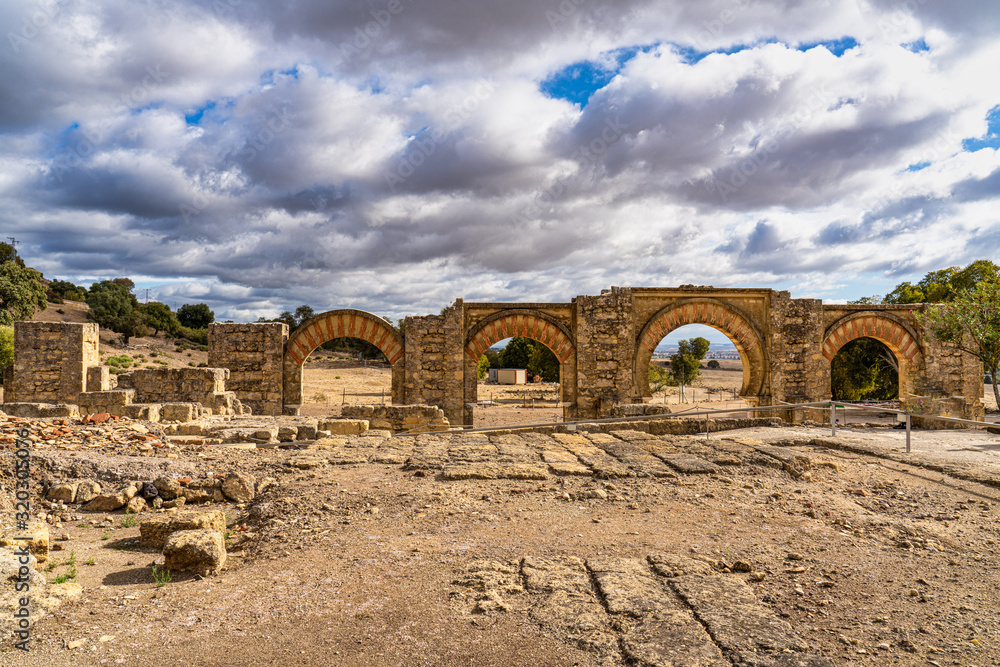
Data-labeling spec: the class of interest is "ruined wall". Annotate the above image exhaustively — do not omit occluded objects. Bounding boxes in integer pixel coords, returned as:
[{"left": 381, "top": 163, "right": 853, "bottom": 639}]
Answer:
[
  {"left": 208, "top": 322, "right": 287, "bottom": 415},
  {"left": 573, "top": 287, "right": 636, "bottom": 418},
  {"left": 769, "top": 293, "right": 825, "bottom": 411},
  {"left": 5, "top": 322, "right": 99, "bottom": 404},
  {"left": 402, "top": 300, "right": 466, "bottom": 427},
  {"left": 341, "top": 404, "right": 449, "bottom": 433}
]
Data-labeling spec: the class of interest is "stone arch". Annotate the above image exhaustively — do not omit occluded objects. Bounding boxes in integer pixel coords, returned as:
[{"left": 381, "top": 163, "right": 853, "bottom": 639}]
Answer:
[
  {"left": 634, "top": 299, "right": 767, "bottom": 398},
  {"left": 464, "top": 310, "right": 575, "bottom": 363},
  {"left": 282, "top": 309, "right": 404, "bottom": 412},
  {"left": 462, "top": 309, "right": 577, "bottom": 425},
  {"left": 822, "top": 312, "right": 922, "bottom": 363}
]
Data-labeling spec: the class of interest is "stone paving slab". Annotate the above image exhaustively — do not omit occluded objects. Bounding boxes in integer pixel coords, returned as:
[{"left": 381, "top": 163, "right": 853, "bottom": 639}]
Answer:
[
  {"left": 440, "top": 463, "right": 549, "bottom": 480},
  {"left": 655, "top": 453, "right": 721, "bottom": 474},
  {"left": 669, "top": 574, "right": 809, "bottom": 653},
  {"left": 522, "top": 557, "right": 620, "bottom": 666},
  {"left": 541, "top": 450, "right": 593, "bottom": 475},
  {"left": 621, "top": 611, "right": 729, "bottom": 667},
  {"left": 591, "top": 441, "right": 677, "bottom": 478},
  {"left": 553, "top": 436, "right": 633, "bottom": 478},
  {"left": 588, "top": 557, "right": 680, "bottom": 617}
]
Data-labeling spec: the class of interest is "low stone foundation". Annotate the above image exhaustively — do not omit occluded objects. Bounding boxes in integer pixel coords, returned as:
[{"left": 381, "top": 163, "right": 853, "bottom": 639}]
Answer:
[
  {"left": 1, "top": 403, "right": 80, "bottom": 419},
  {"left": 341, "top": 404, "right": 449, "bottom": 433},
  {"left": 611, "top": 403, "right": 673, "bottom": 417}
]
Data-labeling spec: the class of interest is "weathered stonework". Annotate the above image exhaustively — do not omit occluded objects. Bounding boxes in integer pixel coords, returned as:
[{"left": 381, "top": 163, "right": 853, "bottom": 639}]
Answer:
[
  {"left": 6, "top": 321, "right": 99, "bottom": 403},
  {"left": 9, "top": 287, "right": 986, "bottom": 427},
  {"left": 341, "top": 404, "right": 449, "bottom": 433},
  {"left": 208, "top": 322, "right": 287, "bottom": 415}
]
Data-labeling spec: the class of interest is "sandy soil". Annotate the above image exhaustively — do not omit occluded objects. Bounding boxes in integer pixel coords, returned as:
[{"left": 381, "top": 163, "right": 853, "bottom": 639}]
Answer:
[{"left": 5, "top": 419, "right": 1000, "bottom": 666}]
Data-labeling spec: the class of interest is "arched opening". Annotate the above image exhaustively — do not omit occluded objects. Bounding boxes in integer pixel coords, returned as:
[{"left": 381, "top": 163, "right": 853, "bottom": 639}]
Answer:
[
  {"left": 645, "top": 323, "right": 752, "bottom": 409},
  {"left": 463, "top": 310, "right": 576, "bottom": 428},
  {"left": 634, "top": 299, "right": 767, "bottom": 405},
  {"left": 830, "top": 337, "right": 899, "bottom": 402},
  {"left": 282, "top": 309, "right": 404, "bottom": 414},
  {"left": 299, "top": 335, "right": 394, "bottom": 417}
]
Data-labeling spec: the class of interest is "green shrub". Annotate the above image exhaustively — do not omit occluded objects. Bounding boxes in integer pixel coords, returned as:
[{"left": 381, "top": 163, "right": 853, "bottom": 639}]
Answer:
[
  {"left": 176, "top": 326, "right": 207, "bottom": 345},
  {"left": 188, "top": 361, "right": 196, "bottom": 367},
  {"left": 105, "top": 354, "right": 132, "bottom": 368},
  {"left": 55, "top": 308, "right": 65, "bottom": 314},
  {"left": 0, "top": 325, "right": 13, "bottom": 379}
]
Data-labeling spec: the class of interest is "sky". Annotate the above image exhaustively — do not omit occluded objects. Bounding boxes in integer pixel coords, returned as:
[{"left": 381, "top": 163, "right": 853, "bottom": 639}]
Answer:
[{"left": 3, "top": 0, "right": 1000, "bottom": 338}]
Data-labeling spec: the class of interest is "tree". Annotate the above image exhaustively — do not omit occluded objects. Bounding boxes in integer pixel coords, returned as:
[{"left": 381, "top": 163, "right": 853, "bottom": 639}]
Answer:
[
  {"left": 0, "top": 262, "right": 47, "bottom": 325},
  {"left": 499, "top": 337, "right": 533, "bottom": 370},
  {"left": 86, "top": 279, "right": 148, "bottom": 344},
  {"left": 477, "top": 354, "right": 491, "bottom": 380},
  {"left": 649, "top": 363, "right": 670, "bottom": 395},
  {"left": 0, "top": 325, "right": 13, "bottom": 380},
  {"left": 47, "top": 279, "right": 87, "bottom": 302},
  {"left": 830, "top": 338, "right": 899, "bottom": 401},
  {"left": 139, "top": 301, "right": 180, "bottom": 336},
  {"left": 0, "top": 242, "right": 25, "bottom": 267},
  {"left": 881, "top": 260, "right": 1000, "bottom": 304},
  {"left": 528, "top": 343, "right": 559, "bottom": 382},
  {"left": 706, "top": 359, "right": 721, "bottom": 369},
  {"left": 917, "top": 279, "right": 1000, "bottom": 409},
  {"left": 177, "top": 303, "right": 214, "bottom": 329},
  {"left": 294, "top": 305, "right": 315, "bottom": 327},
  {"left": 669, "top": 337, "right": 710, "bottom": 387}
]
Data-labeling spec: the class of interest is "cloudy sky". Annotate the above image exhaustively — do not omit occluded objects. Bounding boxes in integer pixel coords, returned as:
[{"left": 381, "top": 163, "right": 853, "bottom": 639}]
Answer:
[{"left": 3, "top": 0, "right": 999, "bottom": 337}]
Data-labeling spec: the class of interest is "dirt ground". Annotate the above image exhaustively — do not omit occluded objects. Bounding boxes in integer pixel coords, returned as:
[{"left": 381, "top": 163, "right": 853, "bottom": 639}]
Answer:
[{"left": 4, "top": 415, "right": 1000, "bottom": 666}]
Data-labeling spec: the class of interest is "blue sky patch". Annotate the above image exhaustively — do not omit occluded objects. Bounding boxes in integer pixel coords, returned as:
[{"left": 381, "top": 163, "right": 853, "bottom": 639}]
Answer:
[
  {"left": 906, "top": 161, "right": 931, "bottom": 172},
  {"left": 540, "top": 45, "right": 655, "bottom": 107},
  {"left": 796, "top": 37, "right": 859, "bottom": 56},
  {"left": 185, "top": 101, "right": 216, "bottom": 125},
  {"left": 962, "top": 105, "right": 1000, "bottom": 151},
  {"left": 904, "top": 38, "right": 929, "bottom": 53}
]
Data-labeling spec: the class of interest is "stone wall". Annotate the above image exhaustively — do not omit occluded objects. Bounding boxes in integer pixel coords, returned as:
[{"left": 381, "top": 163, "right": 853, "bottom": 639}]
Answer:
[
  {"left": 573, "top": 288, "right": 635, "bottom": 419},
  {"left": 5, "top": 322, "right": 99, "bottom": 404},
  {"left": 208, "top": 322, "right": 287, "bottom": 415},
  {"left": 341, "top": 404, "right": 449, "bottom": 433},
  {"left": 402, "top": 300, "right": 465, "bottom": 427},
  {"left": 6, "top": 287, "right": 988, "bottom": 425},
  {"left": 117, "top": 368, "right": 237, "bottom": 413}
]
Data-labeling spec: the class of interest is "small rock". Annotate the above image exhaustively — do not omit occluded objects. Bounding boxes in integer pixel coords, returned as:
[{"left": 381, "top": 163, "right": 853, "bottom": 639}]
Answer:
[
  {"left": 141, "top": 482, "right": 159, "bottom": 500},
  {"left": 732, "top": 560, "right": 752, "bottom": 572},
  {"left": 163, "top": 529, "right": 227, "bottom": 575},
  {"left": 154, "top": 477, "right": 182, "bottom": 501},
  {"left": 222, "top": 472, "right": 256, "bottom": 503},
  {"left": 126, "top": 495, "right": 147, "bottom": 515},
  {"left": 786, "top": 552, "right": 804, "bottom": 561}
]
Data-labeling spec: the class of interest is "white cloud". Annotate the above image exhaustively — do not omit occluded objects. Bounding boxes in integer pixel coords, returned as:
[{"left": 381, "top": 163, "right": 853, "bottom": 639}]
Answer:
[{"left": 2, "top": 0, "right": 1000, "bottom": 321}]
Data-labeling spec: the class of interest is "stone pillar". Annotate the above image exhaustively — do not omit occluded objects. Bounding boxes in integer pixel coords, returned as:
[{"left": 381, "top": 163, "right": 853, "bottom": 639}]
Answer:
[
  {"left": 574, "top": 287, "right": 635, "bottom": 418},
  {"left": 403, "top": 299, "right": 465, "bottom": 427},
  {"left": 6, "top": 322, "right": 98, "bottom": 404},
  {"left": 768, "top": 292, "right": 825, "bottom": 422},
  {"left": 208, "top": 322, "right": 287, "bottom": 415}
]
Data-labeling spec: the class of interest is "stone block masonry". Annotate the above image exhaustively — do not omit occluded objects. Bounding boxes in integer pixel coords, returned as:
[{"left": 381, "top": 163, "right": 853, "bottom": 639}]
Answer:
[
  {"left": 208, "top": 322, "right": 287, "bottom": 415},
  {"left": 6, "top": 321, "right": 99, "bottom": 403},
  {"left": 6, "top": 287, "right": 987, "bottom": 426}
]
